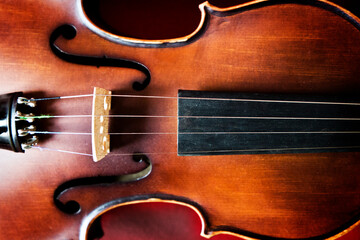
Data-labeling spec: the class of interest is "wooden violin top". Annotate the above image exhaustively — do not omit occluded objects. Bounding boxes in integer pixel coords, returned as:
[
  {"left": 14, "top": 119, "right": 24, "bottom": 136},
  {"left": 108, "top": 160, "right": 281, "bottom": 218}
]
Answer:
[{"left": 0, "top": 0, "right": 360, "bottom": 239}]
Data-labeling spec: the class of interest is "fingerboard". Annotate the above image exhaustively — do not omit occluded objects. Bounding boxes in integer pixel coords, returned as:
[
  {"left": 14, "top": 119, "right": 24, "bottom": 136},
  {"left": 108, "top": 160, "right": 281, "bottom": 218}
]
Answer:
[{"left": 177, "top": 90, "right": 360, "bottom": 156}]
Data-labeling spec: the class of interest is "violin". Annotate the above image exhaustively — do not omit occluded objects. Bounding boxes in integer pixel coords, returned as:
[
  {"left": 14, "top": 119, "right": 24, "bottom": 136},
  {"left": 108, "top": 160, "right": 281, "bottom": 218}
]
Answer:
[{"left": 1, "top": 0, "right": 360, "bottom": 239}]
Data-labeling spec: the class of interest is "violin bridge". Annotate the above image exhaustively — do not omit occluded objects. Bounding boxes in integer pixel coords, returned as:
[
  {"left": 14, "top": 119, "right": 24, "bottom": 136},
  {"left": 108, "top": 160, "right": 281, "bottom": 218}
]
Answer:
[{"left": 92, "top": 87, "right": 111, "bottom": 162}]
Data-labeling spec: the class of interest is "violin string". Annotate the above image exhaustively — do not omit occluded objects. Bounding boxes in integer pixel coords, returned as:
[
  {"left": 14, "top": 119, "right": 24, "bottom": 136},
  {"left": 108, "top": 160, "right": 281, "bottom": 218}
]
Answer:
[
  {"left": 30, "top": 93, "right": 360, "bottom": 106},
  {"left": 32, "top": 146, "right": 93, "bottom": 157},
  {"left": 30, "top": 94, "right": 93, "bottom": 101},
  {"left": 18, "top": 114, "right": 360, "bottom": 121},
  {"left": 32, "top": 146, "right": 177, "bottom": 156},
  {"left": 29, "top": 131, "right": 360, "bottom": 135},
  {"left": 28, "top": 94, "right": 360, "bottom": 155},
  {"left": 31, "top": 131, "right": 92, "bottom": 135},
  {"left": 179, "top": 146, "right": 360, "bottom": 154},
  {"left": 31, "top": 145, "right": 360, "bottom": 158}
]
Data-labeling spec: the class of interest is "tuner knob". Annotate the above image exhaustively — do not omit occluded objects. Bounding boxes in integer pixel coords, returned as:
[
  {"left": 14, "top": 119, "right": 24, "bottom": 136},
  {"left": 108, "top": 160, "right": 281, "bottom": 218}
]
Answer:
[{"left": 0, "top": 92, "right": 37, "bottom": 152}]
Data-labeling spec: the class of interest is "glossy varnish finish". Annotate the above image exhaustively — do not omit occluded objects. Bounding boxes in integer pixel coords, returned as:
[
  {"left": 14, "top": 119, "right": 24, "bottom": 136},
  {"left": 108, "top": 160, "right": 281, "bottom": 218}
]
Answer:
[{"left": 0, "top": 0, "right": 360, "bottom": 239}]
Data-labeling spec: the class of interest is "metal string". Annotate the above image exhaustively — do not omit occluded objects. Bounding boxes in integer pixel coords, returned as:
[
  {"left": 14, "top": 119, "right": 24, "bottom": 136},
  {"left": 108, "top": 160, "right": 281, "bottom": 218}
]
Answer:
[
  {"left": 30, "top": 93, "right": 360, "bottom": 106},
  {"left": 18, "top": 114, "right": 360, "bottom": 121},
  {"left": 29, "top": 131, "right": 360, "bottom": 135},
  {"left": 27, "top": 93, "right": 360, "bottom": 157},
  {"left": 31, "top": 145, "right": 360, "bottom": 158},
  {"left": 19, "top": 114, "right": 360, "bottom": 120},
  {"left": 32, "top": 146, "right": 93, "bottom": 157},
  {"left": 32, "top": 146, "right": 176, "bottom": 157},
  {"left": 24, "top": 114, "right": 360, "bottom": 136}
]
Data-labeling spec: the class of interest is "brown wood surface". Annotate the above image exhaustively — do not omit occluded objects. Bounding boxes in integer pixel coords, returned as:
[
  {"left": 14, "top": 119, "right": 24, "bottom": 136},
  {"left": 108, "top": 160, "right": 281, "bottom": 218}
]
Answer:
[{"left": 0, "top": 0, "right": 360, "bottom": 239}]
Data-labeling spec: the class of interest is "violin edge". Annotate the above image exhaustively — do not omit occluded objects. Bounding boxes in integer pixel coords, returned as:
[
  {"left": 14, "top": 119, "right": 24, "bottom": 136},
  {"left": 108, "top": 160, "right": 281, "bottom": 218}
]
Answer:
[
  {"left": 77, "top": 0, "right": 360, "bottom": 47},
  {"left": 79, "top": 194, "right": 360, "bottom": 240}
]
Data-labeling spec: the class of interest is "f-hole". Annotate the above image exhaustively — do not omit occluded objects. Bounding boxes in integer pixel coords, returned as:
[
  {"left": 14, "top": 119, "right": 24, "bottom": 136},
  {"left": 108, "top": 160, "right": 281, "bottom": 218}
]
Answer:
[{"left": 49, "top": 24, "right": 151, "bottom": 91}]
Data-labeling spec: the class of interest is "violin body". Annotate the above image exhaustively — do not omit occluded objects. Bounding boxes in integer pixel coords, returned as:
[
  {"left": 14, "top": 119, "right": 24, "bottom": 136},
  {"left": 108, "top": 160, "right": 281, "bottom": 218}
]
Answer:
[{"left": 1, "top": 0, "right": 360, "bottom": 239}]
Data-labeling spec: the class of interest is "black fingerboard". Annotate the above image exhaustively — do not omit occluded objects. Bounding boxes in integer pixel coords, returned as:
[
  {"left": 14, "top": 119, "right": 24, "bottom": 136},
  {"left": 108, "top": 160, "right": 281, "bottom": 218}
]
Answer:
[{"left": 177, "top": 90, "right": 360, "bottom": 156}]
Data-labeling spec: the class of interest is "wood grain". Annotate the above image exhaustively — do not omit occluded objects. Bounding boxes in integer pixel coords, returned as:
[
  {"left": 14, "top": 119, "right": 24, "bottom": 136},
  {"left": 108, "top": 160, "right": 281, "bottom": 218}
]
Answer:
[{"left": 0, "top": 0, "right": 359, "bottom": 239}]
